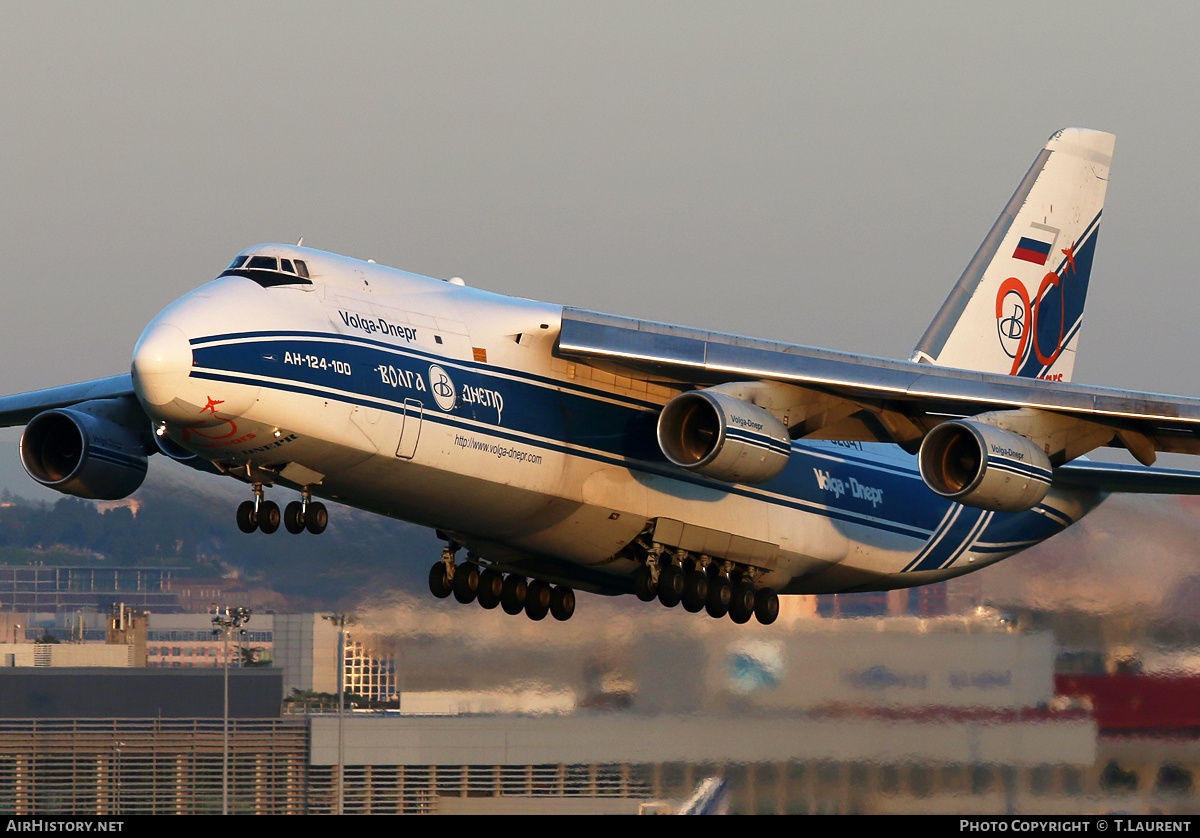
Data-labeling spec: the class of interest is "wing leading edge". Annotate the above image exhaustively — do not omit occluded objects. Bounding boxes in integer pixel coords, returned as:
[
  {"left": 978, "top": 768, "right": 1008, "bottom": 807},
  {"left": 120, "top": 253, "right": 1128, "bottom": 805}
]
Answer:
[
  {"left": 0, "top": 374, "right": 136, "bottom": 428},
  {"left": 555, "top": 307, "right": 1200, "bottom": 461},
  {"left": 1053, "top": 461, "right": 1200, "bottom": 495}
]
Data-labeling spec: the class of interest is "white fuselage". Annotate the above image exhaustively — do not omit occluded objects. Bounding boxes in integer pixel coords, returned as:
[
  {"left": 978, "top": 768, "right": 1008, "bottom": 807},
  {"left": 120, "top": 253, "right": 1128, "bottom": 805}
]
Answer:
[{"left": 129, "top": 245, "right": 1102, "bottom": 596}]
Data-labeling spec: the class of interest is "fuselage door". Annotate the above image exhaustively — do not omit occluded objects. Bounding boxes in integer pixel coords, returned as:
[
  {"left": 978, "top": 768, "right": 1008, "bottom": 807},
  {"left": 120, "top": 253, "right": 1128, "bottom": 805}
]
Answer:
[{"left": 396, "top": 399, "right": 423, "bottom": 459}]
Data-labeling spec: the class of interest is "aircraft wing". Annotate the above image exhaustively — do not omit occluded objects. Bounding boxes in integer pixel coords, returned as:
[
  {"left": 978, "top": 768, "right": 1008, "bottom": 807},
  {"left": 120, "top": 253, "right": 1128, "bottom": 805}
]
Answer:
[
  {"left": 1053, "top": 461, "right": 1200, "bottom": 494},
  {"left": 556, "top": 308, "right": 1200, "bottom": 459},
  {"left": 0, "top": 374, "right": 136, "bottom": 427}
]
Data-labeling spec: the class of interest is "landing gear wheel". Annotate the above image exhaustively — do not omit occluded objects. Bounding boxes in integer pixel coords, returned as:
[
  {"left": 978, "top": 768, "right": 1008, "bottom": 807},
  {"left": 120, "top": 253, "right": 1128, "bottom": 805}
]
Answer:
[
  {"left": 284, "top": 501, "right": 305, "bottom": 534},
  {"left": 525, "top": 579, "right": 551, "bottom": 621},
  {"left": 681, "top": 570, "right": 708, "bottom": 613},
  {"left": 549, "top": 586, "right": 575, "bottom": 621},
  {"left": 657, "top": 564, "right": 684, "bottom": 608},
  {"left": 305, "top": 502, "right": 328, "bottom": 535},
  {"left": 501, "top": 575, "right": 527, "bottom": 615},
  {"left": 729, "top": 580, "right": 756, "bottom": 624},
  {"left": 429, "top": 562, "right": 453, "bottom": 598},
  {"left": 236, "top": 501, "right": 257, "bottom": 534},
  {"left": 452, "top": 563, "right": 480, "bottom": 604},
  {"left": 705, "top": 575, "right": 731, "bottom": 619},
  {"left": 754, "top": 587, "right": 779, "bottom": 625},
  {"left": 632, "top": 565, "right": 657, "bottom": 602},
  {"left": 477, "top": 569, "right": 504, "bottom": 609},
  {"left": 257, "top": 500, "right": 281, "bottom": 534}
]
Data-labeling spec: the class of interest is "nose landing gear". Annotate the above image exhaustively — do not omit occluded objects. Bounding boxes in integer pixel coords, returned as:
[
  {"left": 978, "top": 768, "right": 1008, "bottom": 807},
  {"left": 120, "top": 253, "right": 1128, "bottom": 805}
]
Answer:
[
  {"left": 236, "top": 485, "right": 327, "bottom": 535},
  {"left": 284, "top": 488, "right": 327, "bottom": 535},
  {"left": 235, "top": 484, "right": 280, "bottom": 534}
]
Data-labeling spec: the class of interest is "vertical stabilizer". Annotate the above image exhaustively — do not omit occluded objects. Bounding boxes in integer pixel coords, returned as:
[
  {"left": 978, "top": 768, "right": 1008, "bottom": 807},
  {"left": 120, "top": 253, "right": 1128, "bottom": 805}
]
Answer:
[{"left": 911, "top": 128, "right": 1114, "bottom": 382}]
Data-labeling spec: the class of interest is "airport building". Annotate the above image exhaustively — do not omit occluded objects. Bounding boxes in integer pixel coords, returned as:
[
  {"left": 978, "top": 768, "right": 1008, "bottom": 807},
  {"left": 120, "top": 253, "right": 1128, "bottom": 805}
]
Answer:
[
  {"left": 145, "top": 612, "right": 274, "bottom": 669},
  {"left": 0, "top": 564, "right": 267, "bottom": 618},
  {"left": 0, "top": 609, "right": 274, "bottom": 670},
  {"left": 0, "top": 566, "right": 178, "bottom": 614},
  {"left": 0, "top": 677, "right": 1099, "bottom": 815},
  {"left": 273, "top": 613, "right": 398, "bottom": 703},
  {"left": 0, "top": 607, "right": 1197, "bottom": 814}
]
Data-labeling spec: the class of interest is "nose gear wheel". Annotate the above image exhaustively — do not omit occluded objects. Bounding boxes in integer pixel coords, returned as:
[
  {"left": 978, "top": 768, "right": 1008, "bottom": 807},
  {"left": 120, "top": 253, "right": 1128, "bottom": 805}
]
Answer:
[{"left": 236, "top": 484, "right": 327, "bottom": 535}]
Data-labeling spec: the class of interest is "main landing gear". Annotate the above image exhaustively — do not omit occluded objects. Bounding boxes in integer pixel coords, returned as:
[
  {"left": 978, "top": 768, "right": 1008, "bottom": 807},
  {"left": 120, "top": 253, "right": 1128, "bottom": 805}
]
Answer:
[
  {"left": 631, "top": 547, "right": 779, "bottom": 626},
  {"left": 236, "top": 484, "right": 327, "bottom": 535},
  {"left": 429, "top": 544, "right": 575, "bottom": 622}
]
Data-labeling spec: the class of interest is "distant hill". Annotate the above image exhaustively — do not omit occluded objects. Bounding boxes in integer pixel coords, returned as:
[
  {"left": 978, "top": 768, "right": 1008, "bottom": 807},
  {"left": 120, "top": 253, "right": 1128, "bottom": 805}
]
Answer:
[{"left": 0, "top": 444, "right": 439, "bottom": 610}]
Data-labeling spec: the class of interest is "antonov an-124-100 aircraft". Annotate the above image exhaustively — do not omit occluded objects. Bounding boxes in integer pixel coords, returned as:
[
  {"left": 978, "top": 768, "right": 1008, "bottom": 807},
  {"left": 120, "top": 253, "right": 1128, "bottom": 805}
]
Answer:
[{"left": 4, "top": 128, "right": 1200, "bottom": 626}]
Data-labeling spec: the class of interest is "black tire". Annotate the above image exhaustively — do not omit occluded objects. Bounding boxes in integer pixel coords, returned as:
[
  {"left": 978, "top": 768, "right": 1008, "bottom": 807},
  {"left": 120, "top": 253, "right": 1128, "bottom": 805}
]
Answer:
[
  {"left": 525, "top": 579, "right": 551, "bottom": 621},
  {"left": 452, "top": 563, "right": 480, "bottom": 604},
  {"left": 729, "top": 580, "right": 756, "bottom": 624},
  {"left": 681, "top": 569, "right": 708, "bottom": 613},
  {"left": 632, "top": 565, "right": 657, "bottom": 602},
  {"left": 501, "top": 575, "right": 527, "bottom": 615},
  {"left": 428, "top": 562, "right": 453, "bottom": 598},
  {"left": 284, "top": 501, "right": 305, "bottom": 534},
  {"left": 257, "top": 500, "right": 281, "bottom": 534},
  {"left": 706, "top": 575, "right": 731, "bottom": 619},
  {"left": 305, "top": 502, "right": 328, "bottom": 535},
  {"left": 657, "top": 564, "right": 684, "bottom": 608},
  {"left": 549, "top": 586, "right": 575, "bottom": 621},
  {"left": 477, "top": 569, "right": 504, "bottom": 609},
  {"left": 236, "top": 500, "right": 257, "bottom": 534},
  {"left": 754, "top": 587, "right": 780, "bottom": 625}
]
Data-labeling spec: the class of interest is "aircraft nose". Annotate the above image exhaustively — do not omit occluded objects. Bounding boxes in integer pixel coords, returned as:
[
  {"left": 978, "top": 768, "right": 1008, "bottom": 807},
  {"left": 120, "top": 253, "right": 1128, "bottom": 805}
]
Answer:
[{"left": 131, "top": 319, "right": 192, "bottom": 416}]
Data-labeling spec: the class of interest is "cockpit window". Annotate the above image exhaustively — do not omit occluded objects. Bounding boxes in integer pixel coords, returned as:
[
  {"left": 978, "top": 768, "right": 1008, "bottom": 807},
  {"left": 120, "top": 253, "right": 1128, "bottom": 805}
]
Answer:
[{"left": 219, "top": 253, "right": 313, "bottom": 287}]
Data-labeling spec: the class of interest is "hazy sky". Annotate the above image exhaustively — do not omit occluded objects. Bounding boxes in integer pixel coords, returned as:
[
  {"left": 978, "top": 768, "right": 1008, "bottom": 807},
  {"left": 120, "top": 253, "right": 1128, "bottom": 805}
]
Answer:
[{"left": 1, "top": 2, "right": 1197, "bottom": 406}]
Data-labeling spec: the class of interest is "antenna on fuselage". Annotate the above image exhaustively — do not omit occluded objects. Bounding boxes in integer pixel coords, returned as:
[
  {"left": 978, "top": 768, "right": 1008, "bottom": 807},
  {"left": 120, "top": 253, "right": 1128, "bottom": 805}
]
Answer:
[{"left": 296, "top": 237, "right": 304, "bottom": 247}]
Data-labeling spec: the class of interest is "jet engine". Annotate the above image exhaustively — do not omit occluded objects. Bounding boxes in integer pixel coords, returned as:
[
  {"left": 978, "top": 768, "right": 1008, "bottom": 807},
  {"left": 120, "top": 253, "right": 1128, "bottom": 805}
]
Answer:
[
  {"left": 20, "top": 397, "right": 151, "bottom": 500},
  {"left": 657, "top": 390, "right": 791, "bottom": 484},
  {"left": 918, "top": 419, "right": 1053, "bottom": 512},
  {"left": 148, "top": 425, "right": 221, "bottom": 476}
]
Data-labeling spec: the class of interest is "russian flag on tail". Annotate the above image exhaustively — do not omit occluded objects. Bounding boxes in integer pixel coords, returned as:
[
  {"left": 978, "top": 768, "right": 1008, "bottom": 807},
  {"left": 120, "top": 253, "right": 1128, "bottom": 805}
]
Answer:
[
  {"left": 1012, "top": 222, "right": 1059, "bottom": 265},
  {"left": 1013, "top": 237, "right": 1051, "bottom": 264}
]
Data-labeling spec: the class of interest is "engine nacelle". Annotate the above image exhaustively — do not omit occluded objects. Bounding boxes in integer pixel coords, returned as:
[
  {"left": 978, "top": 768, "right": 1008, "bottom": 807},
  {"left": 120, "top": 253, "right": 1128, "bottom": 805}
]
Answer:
[
  {"left": 21, "top": 398, "right": 150, "bottom": 500},
  {"left": 918, "top": 419, "right": 1052, "bottom": 512},
  {"left": 151, "top": 425, "right": 223, "bottom": 476},
  {"left": 152, "top": 429, "right": 196, "bottom": 462},
  {"left": 657, "top": 390, "right": 791, "bottom": 484}
]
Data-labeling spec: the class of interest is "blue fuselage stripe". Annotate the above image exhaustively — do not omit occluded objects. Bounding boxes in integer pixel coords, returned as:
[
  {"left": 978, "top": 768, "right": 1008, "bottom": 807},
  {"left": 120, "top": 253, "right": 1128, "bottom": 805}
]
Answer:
[
  {"left": 189, "top": 332, "right": 1075, "bottom": 564},
  {"left": 988, "top": 458, "right": 1052, "bottom": 483}
]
